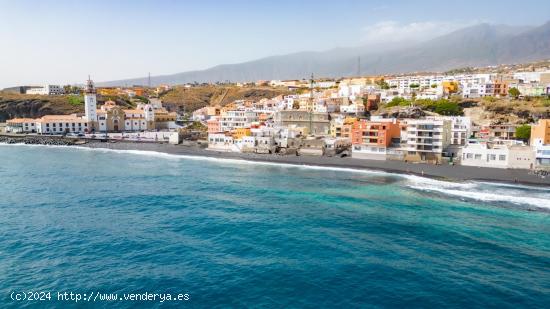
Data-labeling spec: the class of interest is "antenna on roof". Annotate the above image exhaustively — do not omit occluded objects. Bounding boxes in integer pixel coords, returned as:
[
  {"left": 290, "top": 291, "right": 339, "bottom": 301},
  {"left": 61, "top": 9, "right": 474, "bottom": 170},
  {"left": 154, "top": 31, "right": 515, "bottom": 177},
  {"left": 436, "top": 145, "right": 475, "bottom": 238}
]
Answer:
[{"left": 148, "top": 72, "right": 151, "bottom": 88}]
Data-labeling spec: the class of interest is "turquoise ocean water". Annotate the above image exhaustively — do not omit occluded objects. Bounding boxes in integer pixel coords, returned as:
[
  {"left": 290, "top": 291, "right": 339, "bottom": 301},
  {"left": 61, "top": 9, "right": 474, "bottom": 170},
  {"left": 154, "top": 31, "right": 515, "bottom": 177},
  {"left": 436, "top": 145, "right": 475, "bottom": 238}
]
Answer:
[{"left": 0, "top": 145, "right": 549, "bottom": 308}]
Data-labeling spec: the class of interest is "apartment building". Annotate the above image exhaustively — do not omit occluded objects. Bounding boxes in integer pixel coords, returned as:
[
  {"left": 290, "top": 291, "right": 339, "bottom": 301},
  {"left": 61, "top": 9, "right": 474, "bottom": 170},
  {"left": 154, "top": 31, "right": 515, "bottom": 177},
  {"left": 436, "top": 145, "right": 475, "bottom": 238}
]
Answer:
[
  {"left": 404, "top": 118, "right": 452, "bottom": 163},
  {"left": 351, "top": 119, "right": 401, "bottom": 160},
  {"left": 273, "top": 110, "right": 330, "bottom": 136},
  {"left": 219, "top": 110, "right": 258, "bottom": 132},
  {"left": 478, "top": 124, "right": 518, "bottom": 140},
  {"left": 330, "top": 116, "right": 355, "bottom": 139},
  {"left": 441, "top": 116, "right": 472, "bottom": 146}
]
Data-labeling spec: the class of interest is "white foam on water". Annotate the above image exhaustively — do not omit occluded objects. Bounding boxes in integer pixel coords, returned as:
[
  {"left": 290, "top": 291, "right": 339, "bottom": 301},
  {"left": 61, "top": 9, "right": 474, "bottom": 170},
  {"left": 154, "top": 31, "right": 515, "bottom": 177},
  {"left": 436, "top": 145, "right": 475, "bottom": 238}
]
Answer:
[
  {"left": 1, "top": 143, "right": 390, "bottom": 177},
  {"left": 72, "top": 146, "right": 392, "bottom": 176},
  {"left": 404, "top": 174, "right": 550, "bottom": 209},
  {"left": 3, "top": 143, "right": 549, "bottom": 209}
]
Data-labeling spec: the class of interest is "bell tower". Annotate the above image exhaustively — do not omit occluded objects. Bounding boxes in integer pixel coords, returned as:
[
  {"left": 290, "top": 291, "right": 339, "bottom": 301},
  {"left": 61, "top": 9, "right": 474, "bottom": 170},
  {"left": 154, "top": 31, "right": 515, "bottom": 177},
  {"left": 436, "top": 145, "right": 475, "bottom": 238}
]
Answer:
[{"left": 84, "top": 76, "right": 97, "bottom": 131}]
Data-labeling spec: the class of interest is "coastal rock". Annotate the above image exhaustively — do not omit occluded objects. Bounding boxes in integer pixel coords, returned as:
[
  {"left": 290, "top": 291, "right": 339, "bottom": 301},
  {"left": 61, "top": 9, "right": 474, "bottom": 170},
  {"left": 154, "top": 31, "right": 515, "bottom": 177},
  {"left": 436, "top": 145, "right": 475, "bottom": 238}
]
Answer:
[{"left": 0, "top": 136, "right": 75, "bottom": 146}]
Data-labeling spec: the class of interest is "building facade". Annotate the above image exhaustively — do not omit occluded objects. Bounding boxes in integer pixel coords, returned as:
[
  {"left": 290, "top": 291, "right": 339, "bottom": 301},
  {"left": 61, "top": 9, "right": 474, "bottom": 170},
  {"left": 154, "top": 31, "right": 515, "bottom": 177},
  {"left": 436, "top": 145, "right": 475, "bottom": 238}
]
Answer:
[{"left": 404, "top": 119, "right": 451, "bottom": 163}]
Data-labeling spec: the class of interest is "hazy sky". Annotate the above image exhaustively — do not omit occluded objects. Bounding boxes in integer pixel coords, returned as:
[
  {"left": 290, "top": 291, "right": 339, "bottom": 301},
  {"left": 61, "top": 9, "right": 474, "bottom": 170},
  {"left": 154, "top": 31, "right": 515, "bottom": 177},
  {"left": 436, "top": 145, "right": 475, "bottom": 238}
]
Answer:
[{"left": 1, "top": 0, "right": 549, "bottom": 88}]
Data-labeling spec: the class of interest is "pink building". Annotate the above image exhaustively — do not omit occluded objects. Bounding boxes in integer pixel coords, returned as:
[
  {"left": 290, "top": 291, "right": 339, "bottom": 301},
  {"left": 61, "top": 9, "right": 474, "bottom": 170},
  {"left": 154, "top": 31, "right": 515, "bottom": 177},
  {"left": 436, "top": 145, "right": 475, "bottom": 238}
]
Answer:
[{"left": 207, "top": 117, "right": 220, "bottom": 133}]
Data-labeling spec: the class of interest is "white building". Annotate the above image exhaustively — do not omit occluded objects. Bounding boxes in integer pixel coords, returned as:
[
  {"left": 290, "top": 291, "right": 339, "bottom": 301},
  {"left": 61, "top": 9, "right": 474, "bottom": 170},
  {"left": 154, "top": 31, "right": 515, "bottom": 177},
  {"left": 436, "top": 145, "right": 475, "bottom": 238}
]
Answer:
[
  {"left": 427, "top": 116, "right": 471, "bottom": 146},
  {"left": 532, "top": 137, "right": 550, "bottom": 169},
  {"left": 338, "top": 83, "right": 364, "bottom": 97},
  {"left": 26, "top": 85, "right": 64, "bottom": 95},
  {"left": 461, "top": 141, "right": 534, "bottom": 169},
  {"left": 36, "top": 115, "right": 89, "bottom": 134},
  {"left": 207, "top": 133, "right": 237, "bottom": 152},
  {"left": 339, "top": 103, "right": 365, "bottom": 114},
  {"left": 219, "top": 110, "right": 258, "bottom": 132},
  {"left": 5, "top": 118, "right": 37, "bottom": 133},
  {"left": 404, "top": 118, "right": 452, "bottom": 163}
]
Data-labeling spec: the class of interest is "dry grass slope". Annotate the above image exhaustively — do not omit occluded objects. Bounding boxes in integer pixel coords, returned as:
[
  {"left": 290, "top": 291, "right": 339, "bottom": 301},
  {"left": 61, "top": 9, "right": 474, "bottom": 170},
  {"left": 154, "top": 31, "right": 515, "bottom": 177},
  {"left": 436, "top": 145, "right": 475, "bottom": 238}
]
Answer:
[{"left": 160, "top": 86, "right": 290, "bottom": 112}]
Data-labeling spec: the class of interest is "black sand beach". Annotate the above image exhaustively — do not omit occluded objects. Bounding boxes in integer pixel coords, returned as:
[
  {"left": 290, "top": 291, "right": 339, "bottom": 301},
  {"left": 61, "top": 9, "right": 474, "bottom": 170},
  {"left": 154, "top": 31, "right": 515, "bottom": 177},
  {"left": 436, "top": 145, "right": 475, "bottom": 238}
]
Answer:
[
  {"left": 77, "top": 140, "right": 550, "bottom": 186},
  {"left": 1, "top": 134, "right": 549, "bottom": 186}
]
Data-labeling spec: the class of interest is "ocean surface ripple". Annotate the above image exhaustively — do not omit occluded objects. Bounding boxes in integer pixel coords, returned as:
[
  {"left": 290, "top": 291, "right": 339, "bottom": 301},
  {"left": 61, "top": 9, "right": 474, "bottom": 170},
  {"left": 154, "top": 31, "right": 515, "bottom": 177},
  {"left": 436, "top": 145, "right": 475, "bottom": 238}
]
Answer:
[{"left": 1, "top": 145, "right": 549, "bottom": 308}]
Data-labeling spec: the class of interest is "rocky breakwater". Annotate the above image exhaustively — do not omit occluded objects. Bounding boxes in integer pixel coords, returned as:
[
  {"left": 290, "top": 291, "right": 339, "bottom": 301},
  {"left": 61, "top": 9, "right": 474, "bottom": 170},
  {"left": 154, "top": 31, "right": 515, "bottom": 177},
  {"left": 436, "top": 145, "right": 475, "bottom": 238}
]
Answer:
[{"left": 0, "top": 135, "right": 75, "bottom": 146}]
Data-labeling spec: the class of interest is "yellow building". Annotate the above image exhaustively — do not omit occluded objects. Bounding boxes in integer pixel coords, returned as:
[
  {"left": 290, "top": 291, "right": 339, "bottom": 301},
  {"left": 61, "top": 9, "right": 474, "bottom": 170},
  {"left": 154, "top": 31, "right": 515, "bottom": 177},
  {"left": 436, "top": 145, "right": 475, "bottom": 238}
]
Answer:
[
  {"left": 442, "top": 81, "right": 459, "bottom": 94},
  {"left": 330, "top": 117, "right": 356, "bottom": 138},
  {"left": 531, "top": 119, "right": 550, "bottom": 145},
  {"left": 97, "top": 87, "right": 120, "bottom": 96},
  {"left": 232, "top": 128, "right": 251, "bottom": 140}
]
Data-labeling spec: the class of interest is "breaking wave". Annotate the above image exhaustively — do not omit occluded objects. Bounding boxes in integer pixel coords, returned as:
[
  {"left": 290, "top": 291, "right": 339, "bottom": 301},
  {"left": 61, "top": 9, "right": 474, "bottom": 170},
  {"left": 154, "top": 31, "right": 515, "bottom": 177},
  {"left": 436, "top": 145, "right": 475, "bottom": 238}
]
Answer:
[{"left": 2, "top": 143, "right": 549, "bottom": 210}]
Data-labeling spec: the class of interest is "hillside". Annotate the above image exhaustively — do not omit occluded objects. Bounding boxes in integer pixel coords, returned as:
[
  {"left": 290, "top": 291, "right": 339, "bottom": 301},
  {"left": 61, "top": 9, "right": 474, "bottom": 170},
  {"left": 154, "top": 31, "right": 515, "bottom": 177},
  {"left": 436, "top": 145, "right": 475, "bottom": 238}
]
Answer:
[
  {"left": 374, "top": 96, "right": 550, "bottom": 124},
  {"left": 0, "top": 92, "right": 133, "bottom": 121},
  {"left": 100, "top": 21, "right": 550, "bottom": 86},
  {"left": 160, "top": 86, "right": 291, "bottom": 112}
]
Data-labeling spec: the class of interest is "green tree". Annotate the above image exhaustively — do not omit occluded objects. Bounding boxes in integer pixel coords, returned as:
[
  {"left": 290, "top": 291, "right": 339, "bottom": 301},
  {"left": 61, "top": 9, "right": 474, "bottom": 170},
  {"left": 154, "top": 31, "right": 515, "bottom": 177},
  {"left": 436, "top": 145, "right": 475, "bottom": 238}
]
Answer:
[
  {"left": 508, "top": 87, "right": 520, "bottom": 99},
  {"left": 386, "top": 96, "right": 410, "bottom": 107},
  {"left": 409, "top": 83, "right": 420, "bottom": 88},
  {"left": 434, "top": 99, "right": 462, "bottom": 115},
  {"left": 430, "top": 84, "right": 438, "bottom": 88},
  {"left": 515, "top": 125, "right": 531, "bottom": 141},
  {"left": 375, "top": 78, "right": 390, "bottom": 90}
]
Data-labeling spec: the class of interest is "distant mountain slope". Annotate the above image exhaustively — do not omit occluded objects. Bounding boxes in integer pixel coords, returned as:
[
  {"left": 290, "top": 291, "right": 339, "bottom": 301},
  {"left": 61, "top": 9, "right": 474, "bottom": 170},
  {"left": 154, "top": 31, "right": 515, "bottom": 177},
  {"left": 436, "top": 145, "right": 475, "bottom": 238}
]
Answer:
[{"left": 100, "top": 22, "right": 549, "bottom": 86}]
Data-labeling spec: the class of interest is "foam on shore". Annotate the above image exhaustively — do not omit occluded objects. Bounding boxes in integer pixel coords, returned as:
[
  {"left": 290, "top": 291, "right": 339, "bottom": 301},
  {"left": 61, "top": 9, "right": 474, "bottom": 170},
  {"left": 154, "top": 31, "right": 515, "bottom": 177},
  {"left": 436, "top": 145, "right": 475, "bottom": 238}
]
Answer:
[
  {"left": 405, "top": 174, "right": 550, "bottom": 210},
  {"left": 3, "top": 143, "right": 549, "bottom": 210}
]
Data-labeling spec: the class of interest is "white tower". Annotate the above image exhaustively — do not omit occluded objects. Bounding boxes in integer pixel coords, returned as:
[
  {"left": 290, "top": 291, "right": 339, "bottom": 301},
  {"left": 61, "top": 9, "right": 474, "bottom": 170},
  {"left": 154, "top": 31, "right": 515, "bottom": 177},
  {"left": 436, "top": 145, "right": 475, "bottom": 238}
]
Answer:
[
  {"left": 144, "top": 104, "right": 155, "bottom": 122},
  {"left": 84, "top": 77, "right": 97, "bottom": 131}
]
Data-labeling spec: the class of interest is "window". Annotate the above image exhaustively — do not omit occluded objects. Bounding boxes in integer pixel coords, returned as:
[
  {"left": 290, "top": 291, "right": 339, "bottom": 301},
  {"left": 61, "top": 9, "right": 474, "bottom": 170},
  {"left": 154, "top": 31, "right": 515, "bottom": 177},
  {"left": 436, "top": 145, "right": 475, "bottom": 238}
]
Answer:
[
  {"left": 499, "top": 155, "right": 506, "bottom": 161},
  {"left": 466, "top": 153, "right": 473, "bottom": 159},
  {"left": 475, "top": 154, "right": 482, "bottom": 160},
  {"left": 489, "top": 154, "right": 496, "bottom": 161}
]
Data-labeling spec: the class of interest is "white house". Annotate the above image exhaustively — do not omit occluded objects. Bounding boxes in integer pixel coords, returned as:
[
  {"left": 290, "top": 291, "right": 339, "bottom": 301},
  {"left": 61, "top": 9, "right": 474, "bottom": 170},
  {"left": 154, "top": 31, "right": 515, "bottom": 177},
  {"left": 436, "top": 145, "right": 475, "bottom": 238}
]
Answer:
[
  {"left": 207, "top": 133, "right": 237, "bottom": 152},
  {"left": 461, "top": 141, "right": 534, "bottom": 169}
]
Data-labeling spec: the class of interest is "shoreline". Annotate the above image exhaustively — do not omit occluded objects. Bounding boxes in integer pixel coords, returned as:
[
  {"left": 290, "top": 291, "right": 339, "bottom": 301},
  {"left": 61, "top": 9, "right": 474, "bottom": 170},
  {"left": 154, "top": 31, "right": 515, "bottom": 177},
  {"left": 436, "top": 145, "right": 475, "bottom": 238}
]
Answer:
[{"left": 1, "top": 134, "right": 549, "bottom": 186}]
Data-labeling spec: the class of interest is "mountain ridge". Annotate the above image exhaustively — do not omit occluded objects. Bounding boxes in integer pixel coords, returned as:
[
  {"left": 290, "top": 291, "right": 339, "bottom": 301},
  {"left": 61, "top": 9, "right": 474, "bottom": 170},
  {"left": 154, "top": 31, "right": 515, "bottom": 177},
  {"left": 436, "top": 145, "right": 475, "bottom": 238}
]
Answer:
[{"left": 99, "top": 21, "right": 550, "bottom": 87}]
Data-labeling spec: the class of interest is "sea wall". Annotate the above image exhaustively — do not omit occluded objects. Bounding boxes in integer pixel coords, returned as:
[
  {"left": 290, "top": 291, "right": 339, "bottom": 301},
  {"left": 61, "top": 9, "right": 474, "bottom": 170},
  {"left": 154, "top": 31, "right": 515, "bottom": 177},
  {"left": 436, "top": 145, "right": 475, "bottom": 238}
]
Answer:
[{"left": 0, "top": 135, "right": 75, "bottom": 146}]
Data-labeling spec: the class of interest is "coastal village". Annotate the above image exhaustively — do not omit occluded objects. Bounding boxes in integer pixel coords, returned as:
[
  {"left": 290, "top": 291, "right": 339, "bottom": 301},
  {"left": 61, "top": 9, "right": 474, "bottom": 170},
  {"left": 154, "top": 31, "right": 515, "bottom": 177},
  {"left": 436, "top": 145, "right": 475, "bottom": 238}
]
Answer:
[{"left": 2, "top": 65, "right": 550, "bottom": 173}]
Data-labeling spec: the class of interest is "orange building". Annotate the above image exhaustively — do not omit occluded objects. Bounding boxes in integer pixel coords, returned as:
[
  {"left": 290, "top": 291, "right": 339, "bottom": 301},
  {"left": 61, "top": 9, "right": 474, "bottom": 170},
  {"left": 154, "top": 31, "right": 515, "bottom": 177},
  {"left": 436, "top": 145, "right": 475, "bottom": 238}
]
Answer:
[
  {"left": 133, "top": 87, "right": 145, "bottom": 96},
  {"left": 531, "top": 119, "right": 550, "bottom": 145},
  {"left": 351, "top": 120, "right": 401, "bottom": 147},
  {"left": 492, "top": 81, "right": 508, "bottom": 96}
]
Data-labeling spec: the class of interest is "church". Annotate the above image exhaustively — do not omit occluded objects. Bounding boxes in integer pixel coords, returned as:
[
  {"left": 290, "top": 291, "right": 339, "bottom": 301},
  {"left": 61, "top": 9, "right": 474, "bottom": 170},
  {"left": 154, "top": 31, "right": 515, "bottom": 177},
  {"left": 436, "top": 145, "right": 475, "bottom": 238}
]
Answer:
[
  {"left": 84, "top": 78, "right": 176, "bottom": 133},
  {"left": 6, "top": 78, "right": 177, "bottom": 134}
]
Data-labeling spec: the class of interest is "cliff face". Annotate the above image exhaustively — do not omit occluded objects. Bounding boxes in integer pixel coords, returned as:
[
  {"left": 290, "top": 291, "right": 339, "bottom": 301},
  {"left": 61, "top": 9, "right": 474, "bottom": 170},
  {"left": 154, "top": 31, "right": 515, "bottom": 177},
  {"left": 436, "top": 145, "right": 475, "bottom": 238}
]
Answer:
[
  {"left": 0, "top": 94, "right": 82, "bottom": 121},
  {"left": 0, "top": 93, "right": 138, "bottom": 122}
]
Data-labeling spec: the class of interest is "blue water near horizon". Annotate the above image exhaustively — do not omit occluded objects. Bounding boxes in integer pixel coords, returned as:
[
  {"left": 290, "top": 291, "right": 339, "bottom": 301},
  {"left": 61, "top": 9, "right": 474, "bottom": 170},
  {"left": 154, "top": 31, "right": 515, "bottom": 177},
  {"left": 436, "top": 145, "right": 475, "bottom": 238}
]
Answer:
[{"left": 1, "top": 145, "right": 549, "bottom": 308}]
